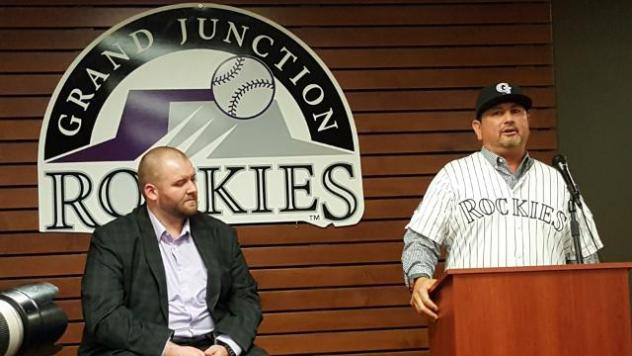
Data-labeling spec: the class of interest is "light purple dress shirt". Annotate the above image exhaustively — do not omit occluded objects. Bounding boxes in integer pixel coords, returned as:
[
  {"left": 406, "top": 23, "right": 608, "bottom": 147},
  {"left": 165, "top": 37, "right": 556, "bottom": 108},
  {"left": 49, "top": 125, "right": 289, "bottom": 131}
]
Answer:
[{"left": 148, "top": 210, "right": 242, "bottom": 355}]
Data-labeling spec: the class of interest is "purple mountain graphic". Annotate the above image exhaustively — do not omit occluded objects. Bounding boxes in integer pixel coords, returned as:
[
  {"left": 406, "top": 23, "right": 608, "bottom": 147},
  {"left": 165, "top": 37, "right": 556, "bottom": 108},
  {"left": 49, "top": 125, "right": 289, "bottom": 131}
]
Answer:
[{"left": 52, "top": 89, "right": 211, "bottom": 162}]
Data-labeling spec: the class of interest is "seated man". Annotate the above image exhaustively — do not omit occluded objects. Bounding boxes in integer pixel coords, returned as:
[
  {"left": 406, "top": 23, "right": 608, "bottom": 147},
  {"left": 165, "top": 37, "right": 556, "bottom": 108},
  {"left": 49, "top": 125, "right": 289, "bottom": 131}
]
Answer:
[{"left": 80, "top": 146, "right": 265, "bottom": 356}]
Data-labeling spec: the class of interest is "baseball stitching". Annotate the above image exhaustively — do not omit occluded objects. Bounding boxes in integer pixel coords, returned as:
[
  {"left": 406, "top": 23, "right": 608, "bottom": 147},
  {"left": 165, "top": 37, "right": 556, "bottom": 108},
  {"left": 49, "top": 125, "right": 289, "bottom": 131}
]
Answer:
[
  {"left": 212, "top": 57, "right": 245, "bottom": 86},
  {"left": 228, "top": 79, "right": 274, "bottom": 116}
]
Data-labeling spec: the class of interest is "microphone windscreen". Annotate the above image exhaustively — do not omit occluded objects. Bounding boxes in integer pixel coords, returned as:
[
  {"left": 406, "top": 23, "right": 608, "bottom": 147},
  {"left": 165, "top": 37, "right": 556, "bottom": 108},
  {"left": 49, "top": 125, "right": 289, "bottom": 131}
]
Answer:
[{"left": 552, "top": 154, "right": 567, "bottom": 166}]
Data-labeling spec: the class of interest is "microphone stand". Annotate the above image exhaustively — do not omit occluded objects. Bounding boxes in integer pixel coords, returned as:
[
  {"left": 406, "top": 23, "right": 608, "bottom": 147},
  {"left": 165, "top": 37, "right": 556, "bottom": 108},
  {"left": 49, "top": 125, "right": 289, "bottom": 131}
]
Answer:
[
  {"left": 554, "top": 154, "right": 584, "bottom": 264},
  {"left": 568, "top": 197, "right": 583, "bottom": 264}
]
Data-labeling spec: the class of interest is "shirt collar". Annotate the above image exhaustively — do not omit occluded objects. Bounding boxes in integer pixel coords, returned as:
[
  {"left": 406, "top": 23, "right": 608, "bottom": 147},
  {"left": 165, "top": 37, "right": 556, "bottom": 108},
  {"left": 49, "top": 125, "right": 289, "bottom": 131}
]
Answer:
[
  {"left": 480, "top": 147, "right": 533, "bottom": 177},
  {"left": 147, "top": 208, "right": 191, "bottom": 242}
]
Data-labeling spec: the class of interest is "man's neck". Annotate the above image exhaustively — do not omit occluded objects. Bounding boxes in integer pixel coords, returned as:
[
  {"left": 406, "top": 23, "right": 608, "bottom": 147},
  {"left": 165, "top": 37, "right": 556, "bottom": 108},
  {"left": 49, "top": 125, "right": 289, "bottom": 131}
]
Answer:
[
  {"left": 147, "top": 205, "right": 185, "bottom": 239},
  {"left": 484, "top": 146, "right": 526, "bottom": 173}
]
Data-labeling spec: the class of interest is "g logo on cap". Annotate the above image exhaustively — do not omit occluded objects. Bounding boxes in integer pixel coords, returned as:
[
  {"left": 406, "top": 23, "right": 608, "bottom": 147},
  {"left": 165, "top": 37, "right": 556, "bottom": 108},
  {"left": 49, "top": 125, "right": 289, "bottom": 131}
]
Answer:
[{"left": 495, "top": 82, "right": 512, "bottom": 94}]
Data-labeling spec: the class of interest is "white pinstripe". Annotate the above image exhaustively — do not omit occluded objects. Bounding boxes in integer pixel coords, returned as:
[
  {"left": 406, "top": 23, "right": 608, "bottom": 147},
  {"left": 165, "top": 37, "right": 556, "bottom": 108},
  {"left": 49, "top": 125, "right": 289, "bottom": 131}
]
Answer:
[{"left": 406, "top": 152, "right": 602, "bottom": 271}]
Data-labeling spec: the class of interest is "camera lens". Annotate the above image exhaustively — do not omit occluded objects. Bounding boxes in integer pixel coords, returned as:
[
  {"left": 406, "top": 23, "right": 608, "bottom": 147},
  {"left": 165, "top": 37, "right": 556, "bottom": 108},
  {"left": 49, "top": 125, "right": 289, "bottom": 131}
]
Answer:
[{"left": 0, "top": 283, "right": 67, "bottom": 356}]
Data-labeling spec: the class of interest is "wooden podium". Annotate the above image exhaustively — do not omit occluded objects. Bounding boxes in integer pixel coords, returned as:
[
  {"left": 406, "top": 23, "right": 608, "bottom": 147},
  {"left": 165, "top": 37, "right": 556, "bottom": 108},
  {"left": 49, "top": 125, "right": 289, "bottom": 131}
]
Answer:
[{"left": 428, "top": 263, "right": 632, "bottom": 356}]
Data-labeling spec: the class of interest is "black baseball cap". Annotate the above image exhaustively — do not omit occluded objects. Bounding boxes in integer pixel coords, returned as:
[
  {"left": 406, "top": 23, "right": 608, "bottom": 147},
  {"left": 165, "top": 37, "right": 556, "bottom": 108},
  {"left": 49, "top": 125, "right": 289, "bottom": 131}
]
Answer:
[{"left": 475, "top": 82, "right": 532, "bottom": 119}]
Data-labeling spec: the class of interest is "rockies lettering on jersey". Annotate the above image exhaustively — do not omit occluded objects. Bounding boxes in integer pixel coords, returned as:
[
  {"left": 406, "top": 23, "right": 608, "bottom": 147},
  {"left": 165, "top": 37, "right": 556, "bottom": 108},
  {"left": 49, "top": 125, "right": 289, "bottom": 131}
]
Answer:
[
  {"left": 458, "top": 197, "right": 567, "bottom": 231},
  {"left": 405, "top": 151, "right": 602, "bottom": 270}
]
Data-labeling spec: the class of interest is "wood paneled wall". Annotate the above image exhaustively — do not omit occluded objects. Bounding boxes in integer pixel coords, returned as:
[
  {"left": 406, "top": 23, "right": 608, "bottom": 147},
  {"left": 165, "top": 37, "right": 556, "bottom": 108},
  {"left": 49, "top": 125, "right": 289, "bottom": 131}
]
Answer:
[{"left": 0, "top": 1, "right": 554, "bottom": 354}]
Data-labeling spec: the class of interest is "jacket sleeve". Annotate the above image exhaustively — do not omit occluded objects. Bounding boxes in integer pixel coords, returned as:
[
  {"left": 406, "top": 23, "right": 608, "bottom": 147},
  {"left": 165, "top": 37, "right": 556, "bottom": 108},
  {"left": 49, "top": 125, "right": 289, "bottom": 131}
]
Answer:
[
  {"left": 81, "top": 227, "right": 172, "bottom": 356},
  {"left": 214, "top": 227, "right": 262, "bottom": 351}
]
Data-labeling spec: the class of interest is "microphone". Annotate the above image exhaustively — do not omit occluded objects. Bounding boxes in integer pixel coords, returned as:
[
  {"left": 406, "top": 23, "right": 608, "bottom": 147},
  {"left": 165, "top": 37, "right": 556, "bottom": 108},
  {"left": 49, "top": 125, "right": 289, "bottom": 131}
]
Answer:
[
  {"left": 552, "top": 154, "right": 585, "bottom": 263},
  {"left": 551, "top": 154, "right": 582, "bottom": 208}
]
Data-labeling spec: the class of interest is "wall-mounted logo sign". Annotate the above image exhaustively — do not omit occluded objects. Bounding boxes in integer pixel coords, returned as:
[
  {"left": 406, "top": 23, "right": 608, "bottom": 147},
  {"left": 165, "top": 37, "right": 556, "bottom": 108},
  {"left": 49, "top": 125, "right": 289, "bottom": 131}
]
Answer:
[{"left": 38, "top": 3, "right": 364, "bottom": 232}]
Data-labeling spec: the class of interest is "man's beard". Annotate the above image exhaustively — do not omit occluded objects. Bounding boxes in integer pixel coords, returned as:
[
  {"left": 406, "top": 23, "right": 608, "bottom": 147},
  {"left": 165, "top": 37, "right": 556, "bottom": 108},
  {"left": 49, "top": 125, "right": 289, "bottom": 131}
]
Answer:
[
  {"left": 497, "top": 127, "right": 528, "bottom": 149},
  {"left": 497, "top": 132, "right": 526, "bottom": 148},
  {"left": 176, "top": 199, "right": 198, "bottom": 217},
  {"left": 499, "top": 137, "right": 522, "bottom": 148}
]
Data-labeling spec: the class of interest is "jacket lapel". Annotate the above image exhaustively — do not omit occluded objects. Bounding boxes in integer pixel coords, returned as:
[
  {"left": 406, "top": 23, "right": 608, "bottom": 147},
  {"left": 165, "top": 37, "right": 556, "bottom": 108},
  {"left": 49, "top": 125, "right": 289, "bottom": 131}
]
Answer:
[
  {"left": 190, "top": 215, "right": 221, "bottom": 311},
  {"left": 136, "top": 205, "right": 170, "bottom": 321}
]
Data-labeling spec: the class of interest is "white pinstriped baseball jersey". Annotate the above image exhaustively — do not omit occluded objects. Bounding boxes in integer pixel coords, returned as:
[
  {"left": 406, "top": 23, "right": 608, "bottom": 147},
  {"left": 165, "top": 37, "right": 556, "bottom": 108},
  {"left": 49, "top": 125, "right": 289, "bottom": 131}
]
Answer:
[{"left": 406, "top": 151, "right": 603, "bottom": 270}]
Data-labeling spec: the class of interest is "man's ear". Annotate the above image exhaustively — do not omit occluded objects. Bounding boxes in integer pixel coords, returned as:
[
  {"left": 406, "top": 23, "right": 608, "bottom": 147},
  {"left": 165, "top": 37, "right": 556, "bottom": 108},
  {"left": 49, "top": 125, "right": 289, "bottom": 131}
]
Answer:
[
  {"left": 472, "top": 119, "right": 483, "bottom": 141},
  {"left": 143, "top": 183, "right": 158, "bottom": 202}
]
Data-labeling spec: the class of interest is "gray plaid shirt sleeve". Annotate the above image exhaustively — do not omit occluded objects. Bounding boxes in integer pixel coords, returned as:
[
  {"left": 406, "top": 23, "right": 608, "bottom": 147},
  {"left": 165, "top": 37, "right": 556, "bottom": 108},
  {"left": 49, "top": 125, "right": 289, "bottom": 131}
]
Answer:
[{"left": 401, "top": 228, "right": 441, "bottom": 288}]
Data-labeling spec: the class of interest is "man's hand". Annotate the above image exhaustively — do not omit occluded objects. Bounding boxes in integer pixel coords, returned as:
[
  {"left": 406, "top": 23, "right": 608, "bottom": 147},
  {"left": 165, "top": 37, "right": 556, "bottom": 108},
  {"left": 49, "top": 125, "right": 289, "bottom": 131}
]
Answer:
[
  {"left": 164, "top": 341, "right": 205, "bottom": 356},
  {"left": 410, "top": 277, "right": 439, "bottom": 320},
  {"left": 204, "top": 345, "right": 229, "bottom": 356}
]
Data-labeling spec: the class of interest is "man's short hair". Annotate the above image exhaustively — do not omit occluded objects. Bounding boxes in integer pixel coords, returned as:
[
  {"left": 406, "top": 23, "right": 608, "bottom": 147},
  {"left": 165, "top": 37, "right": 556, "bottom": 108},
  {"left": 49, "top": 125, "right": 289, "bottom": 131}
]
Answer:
[{"left": 137, "top": 146, "right": 188, "bottom": 196}]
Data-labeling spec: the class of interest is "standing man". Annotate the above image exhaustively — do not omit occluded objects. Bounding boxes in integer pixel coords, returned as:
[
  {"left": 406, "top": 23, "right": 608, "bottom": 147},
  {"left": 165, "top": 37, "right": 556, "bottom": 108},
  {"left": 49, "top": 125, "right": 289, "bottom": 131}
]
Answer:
[
  {"left": 401, "top": 82, "right": 603, "bottom": 320},
  {"left": 80, "top": 146, "right": 265, "bottom": 356}
]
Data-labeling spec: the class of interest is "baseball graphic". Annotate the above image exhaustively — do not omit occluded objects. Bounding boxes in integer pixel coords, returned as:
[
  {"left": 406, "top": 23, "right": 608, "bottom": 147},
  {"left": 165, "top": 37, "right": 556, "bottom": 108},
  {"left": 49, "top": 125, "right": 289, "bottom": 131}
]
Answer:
[{"left": 211, "top": 56, "right": 276, "bottom": 119}]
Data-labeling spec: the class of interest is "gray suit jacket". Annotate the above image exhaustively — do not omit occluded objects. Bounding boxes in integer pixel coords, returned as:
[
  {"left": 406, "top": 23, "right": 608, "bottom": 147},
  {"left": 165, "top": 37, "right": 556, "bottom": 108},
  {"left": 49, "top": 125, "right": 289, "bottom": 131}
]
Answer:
[{"left": 79, "top": 205, "right": 262, "bottom": 355}]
